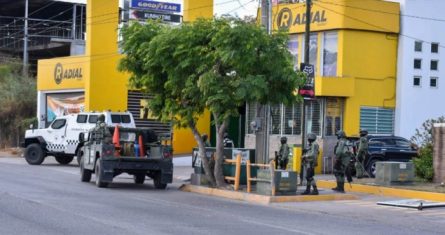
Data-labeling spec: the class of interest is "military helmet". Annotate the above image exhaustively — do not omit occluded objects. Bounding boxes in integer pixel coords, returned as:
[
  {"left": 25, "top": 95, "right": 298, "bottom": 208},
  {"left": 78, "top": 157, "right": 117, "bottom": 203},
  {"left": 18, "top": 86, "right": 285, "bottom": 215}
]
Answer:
[
  {"left": 307, "top": 133, "right": 316, "bottom": 142},
  {"left": 336, "top": 130, "right": 346, "bottom": 138},
  {"left": 359, "top": 129, "right": 368, "bottom": 136},
  {"left": 98, "top": 114, "right": 105, "bottom": 122},
  {"left": 280, "top": 136, "right": 287, "bottom": 144}
]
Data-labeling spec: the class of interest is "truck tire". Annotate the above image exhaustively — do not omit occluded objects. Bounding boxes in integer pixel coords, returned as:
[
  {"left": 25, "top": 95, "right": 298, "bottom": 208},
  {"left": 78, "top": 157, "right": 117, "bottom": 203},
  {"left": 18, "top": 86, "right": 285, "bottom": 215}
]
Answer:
[
  {"left": 95, "top": 160, "right": 109, "bottom": 188},
  {"left": 367, "top": 158, "right": 379, "bottom": 178},
  {"left": 80, "top": 157, "right": 92, "bottom": 182},
  {"left": 134, "top": 174, "right": 145, "bottom": 184},
  {"left": 55, "top": 156, "right": 74, "bottom": 165},
  {"left": 24, "top": 143, "right": 46, "bottom": 165},
  {"left": 153, "top": 172, "right": 167, "bottom": 189}
]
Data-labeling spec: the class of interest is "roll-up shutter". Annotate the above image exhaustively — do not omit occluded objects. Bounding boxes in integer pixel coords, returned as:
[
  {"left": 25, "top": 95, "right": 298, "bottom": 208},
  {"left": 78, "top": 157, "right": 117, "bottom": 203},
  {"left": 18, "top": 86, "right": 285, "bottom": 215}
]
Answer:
[
  {"left": 127, "top": 90, "right": 171, "bottom": 134},
  {"left": 360, "top": 106, "right": 394, "bottom": 134}
]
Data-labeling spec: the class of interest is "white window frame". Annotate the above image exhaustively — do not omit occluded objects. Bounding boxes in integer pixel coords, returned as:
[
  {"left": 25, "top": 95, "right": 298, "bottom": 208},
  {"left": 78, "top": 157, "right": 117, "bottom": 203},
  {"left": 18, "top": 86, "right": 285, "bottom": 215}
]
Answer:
[
  {"left": 413, "top": 76, "right": 422, "bottom": 87},
  {"left": 430, "top": 77, "right": 438, "bottom": 88},
  {"left": 414, "top": 58, "right": 422, "bottom": 70}
]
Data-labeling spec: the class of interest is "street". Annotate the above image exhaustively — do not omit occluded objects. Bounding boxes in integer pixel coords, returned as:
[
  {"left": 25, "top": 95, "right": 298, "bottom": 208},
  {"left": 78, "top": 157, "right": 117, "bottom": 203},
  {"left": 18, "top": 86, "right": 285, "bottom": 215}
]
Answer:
[{"left": 1, "top": 155, "right": 445, "bottom": 235}]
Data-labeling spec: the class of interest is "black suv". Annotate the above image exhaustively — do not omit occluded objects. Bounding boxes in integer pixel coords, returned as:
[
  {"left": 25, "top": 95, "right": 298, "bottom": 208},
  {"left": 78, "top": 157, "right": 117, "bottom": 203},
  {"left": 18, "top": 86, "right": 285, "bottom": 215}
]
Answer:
[{"left": 351, "top": 135, "right": 418, "bottom": 177}]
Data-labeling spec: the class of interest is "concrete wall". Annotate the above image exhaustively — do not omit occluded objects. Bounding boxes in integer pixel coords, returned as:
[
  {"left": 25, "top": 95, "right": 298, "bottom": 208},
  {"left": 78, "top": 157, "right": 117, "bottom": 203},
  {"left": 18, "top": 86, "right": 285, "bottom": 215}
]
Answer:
[
  {"left": 393, "top": 0, "right": 445, "bottom": 139},
  {"left": 433, "top": 123, "right": 445, "bottom": 183}
]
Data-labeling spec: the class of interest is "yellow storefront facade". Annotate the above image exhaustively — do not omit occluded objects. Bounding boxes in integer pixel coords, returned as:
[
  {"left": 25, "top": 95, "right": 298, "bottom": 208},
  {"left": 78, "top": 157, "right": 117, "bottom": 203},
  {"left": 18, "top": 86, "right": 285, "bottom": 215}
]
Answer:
[
  {"left": 243, "top": 0, "right": 400, "bottom": 172},
  {"left": 36, "top": 0, "right": 213, "bottom": 154}
]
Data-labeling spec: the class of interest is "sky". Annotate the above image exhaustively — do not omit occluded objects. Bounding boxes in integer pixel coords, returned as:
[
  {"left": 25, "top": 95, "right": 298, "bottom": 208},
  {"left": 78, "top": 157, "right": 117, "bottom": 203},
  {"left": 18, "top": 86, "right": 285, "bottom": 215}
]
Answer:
[{"left": 55, "top": 0, "right": 259, "bottom": 18}]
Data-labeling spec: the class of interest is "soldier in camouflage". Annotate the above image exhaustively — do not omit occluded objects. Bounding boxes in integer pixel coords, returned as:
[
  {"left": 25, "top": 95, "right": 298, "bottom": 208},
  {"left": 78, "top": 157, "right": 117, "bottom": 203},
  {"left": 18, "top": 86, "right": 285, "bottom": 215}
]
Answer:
[
  {"left": 332, "top": 130, "right": 351, "bottom": 193},
  {"left": 301, "top": 133, "right": 319, "bottom": 195},
  {"left": 355, "top": 129, "right": 369, "bottom": 178},
  {"left": 94, "top": 114, "right": 112, "bottom": 144},
  {"left": 276, "top": 136, "right": 290, "bottom": 170}
]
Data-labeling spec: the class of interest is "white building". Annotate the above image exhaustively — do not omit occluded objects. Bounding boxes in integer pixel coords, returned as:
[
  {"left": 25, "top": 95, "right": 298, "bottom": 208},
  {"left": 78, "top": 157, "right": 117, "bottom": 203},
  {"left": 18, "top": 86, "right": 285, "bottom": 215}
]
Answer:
[{"left": 393, "top": 0, "right": 445, "bottom": 139}]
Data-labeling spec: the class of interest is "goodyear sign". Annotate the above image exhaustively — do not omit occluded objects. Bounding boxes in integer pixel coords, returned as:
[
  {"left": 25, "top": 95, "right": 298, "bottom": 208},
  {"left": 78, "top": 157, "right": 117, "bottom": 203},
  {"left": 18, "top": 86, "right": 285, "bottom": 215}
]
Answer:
[
  {"left": 131, "top": 0, "right": 181, "bottom": 13},
  {"left": 54, "top": 63, "right": 83, "bottom": 85}
]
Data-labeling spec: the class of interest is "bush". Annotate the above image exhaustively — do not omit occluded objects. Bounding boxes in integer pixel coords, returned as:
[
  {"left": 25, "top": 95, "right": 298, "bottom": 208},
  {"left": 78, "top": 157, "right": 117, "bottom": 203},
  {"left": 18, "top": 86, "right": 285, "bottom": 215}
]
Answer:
[{"left": 413, "top": 143, "right": 434, "bottom": 182}]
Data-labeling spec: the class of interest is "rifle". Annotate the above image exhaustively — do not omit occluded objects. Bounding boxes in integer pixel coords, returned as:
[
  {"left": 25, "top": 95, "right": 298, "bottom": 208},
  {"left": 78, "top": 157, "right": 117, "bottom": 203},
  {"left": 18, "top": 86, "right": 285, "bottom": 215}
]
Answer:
[{"left": 274, "top": 151, "right": 280, "bottom": 170}]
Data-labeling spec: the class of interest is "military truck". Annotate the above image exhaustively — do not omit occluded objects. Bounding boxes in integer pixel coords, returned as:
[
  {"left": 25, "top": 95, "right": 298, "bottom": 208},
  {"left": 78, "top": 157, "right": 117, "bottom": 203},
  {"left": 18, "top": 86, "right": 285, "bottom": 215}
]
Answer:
[{"left": 78, "top": 126, "right": 173, "bottom": 189}]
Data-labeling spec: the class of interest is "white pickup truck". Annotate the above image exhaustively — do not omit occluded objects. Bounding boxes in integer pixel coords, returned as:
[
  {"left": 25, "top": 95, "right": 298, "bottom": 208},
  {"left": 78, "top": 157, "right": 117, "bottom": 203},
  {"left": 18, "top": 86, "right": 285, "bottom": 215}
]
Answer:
[{"left": 21, "top": 111, "right": 136, "bottom": 165}]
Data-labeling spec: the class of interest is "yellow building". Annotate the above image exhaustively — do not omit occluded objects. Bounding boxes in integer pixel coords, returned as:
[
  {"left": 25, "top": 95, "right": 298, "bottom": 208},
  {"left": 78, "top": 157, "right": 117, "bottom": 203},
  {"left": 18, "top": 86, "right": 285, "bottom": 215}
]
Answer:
[
  {"left": 244, "top": 0, "right": 400, "bottom": 172},
  {"left": 36, "top": 0, "right": 213, "bottom": 154}
]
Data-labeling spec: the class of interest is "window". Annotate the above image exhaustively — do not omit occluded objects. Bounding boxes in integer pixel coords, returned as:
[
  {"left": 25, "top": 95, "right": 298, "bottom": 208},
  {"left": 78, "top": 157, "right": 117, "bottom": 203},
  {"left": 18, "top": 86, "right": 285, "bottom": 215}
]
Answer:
[
  {"left": 284, "top": 103, "right": 302, "bottom": 135},
  {"left": 413, "top": 76, "right": 421, "bottom": 87},
  {"left": 323, "top": 32, "right": 338, "bottom": 76},
  {"left": 76, "top": 115, "right": 87, "bottom": 123},
  {"left": 302, "top": 33, "right": 318, "bottom": 73},
  {"left": 288, "top": 35, "right": 299, "bottom": 71},
  {"left": 431, "top": 60, "right": 438, "bottom": 71},
  {"left": 395, "top": 138, "right": 411, "bottom": 148},
  {"left": 360, "top": 107, "right": 394, "bottom": 134},
  {"left": 414, "top": 59, "right": 422, "bottom": 69},
  {"left": 430, "top": 77, "right": 438, "bottom": 88},
  {"left": 246, "top": 103, "right": 257, "bottom": 134},
  {"left": 51, "top": 119, "right": 66, "bottom": 129},
  {"left": 324, "top": 97, "right": 343, "bottom": 136},
  {"left": 414, "top": 41, "right": 422, "bottom": 52},
  {"left": 88, "top": 115, "right": 98, "bottom": 123},
  {"left": 305, "top": 99, "right": 322, "bottom": 136},
  {"left": 121, "top": 115, "right": 131, "bottom": 123},
  {"left": 270, "top": 104, "right": 282, "bottom": 134},
  {"left": 431, "top": 43, "right": 439, "bottom": 53},
  {"left": 111, "top": 114, "right": 121, "bottom": 123}
]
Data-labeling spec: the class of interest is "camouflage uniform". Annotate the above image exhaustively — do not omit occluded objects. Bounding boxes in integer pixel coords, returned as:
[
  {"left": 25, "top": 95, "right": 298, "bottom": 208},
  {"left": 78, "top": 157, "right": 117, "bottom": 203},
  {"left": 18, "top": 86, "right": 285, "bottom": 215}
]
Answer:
[
  {"left": 333, "top": 130, "right": 351, "bottom": 193},
  {"left": 277, "top": 137, "right": 289, "bottom": 170},
  {"left": 355, "top": 130, "right": 368, "bottom": 178},
  {"left": 302, "top": 133, "right": 319, "bottom": 195},
  {"left": 94, "top": 114, "right": 112, "bottom": 144}
]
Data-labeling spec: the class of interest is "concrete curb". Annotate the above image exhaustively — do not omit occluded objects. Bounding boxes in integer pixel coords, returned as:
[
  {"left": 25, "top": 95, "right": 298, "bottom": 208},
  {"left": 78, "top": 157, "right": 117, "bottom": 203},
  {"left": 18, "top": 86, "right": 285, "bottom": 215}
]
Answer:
[
  {"left": 179, "top": 184, "right": 359, "bottom": 204},
  {"left": 317, "top": 180, "right": 445, "bottom": 202}
]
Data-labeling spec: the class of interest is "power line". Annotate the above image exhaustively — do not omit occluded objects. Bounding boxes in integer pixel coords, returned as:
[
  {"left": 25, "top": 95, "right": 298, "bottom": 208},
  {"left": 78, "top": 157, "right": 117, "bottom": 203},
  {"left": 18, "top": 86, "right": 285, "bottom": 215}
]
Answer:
[
  {"left": 316, "top": 0, "right": 445, "bottom": 23},
  {"left": 314, "top": 2, "right": 445, "bottom": 49}
]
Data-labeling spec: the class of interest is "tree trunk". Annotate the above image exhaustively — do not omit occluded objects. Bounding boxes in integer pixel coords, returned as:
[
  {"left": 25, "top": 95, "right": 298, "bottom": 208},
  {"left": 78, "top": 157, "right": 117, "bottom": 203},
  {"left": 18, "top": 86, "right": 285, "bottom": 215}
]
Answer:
[
  {"left": 213, "top": 113, "right": 228, "bottom": 188},
  {"left": 189, "top": 122, "right": 216, "bottom": 187}
]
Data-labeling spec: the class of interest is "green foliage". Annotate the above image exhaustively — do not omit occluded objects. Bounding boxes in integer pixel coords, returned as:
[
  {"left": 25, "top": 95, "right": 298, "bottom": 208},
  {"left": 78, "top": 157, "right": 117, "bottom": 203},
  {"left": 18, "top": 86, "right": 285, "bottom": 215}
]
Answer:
[
  {"left": 413, "top": 143, "right": 434, "bottom": 182},
  {"left": 411, "top": 116, "right": 445, "bottom": 147},
  {"left": 0, "top": 61, "right": 37, "bottom": 147},
  {"left": 119, "top": 18, "right": 305, "bottom": 186},
  {"left": 410, "top": 117, "right": 444, "bottom": 182}
]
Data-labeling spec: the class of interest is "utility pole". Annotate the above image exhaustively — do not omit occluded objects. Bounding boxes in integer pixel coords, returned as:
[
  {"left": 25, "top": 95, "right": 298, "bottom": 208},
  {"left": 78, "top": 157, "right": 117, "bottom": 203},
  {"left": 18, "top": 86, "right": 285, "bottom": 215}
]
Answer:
[
  {"left": 301, "top": 0, "right": 311, "bottom": 150},
  {"left": 256, "top": 0, "right": 272, "bottom": 164},
  {"left": 72, "top": 4, "right": 77, "bottom": 39},
  {"left": 23, "top": 0, "right": 29, "bottom": 76}
]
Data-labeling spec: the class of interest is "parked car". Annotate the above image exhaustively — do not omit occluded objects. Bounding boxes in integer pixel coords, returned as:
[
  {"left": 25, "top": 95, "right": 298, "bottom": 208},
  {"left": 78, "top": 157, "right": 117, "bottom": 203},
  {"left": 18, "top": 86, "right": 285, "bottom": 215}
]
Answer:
[{"left": 350, "top": 135, "right": 418, "bottom": 177}]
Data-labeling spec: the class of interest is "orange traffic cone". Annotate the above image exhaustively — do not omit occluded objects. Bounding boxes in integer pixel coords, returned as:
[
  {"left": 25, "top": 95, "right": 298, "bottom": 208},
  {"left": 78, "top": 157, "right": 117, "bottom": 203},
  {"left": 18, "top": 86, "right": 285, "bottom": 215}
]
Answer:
[
  {"left": 138, "top": 135, "right": 144, "bottom": 157},
  {"left": 113, "top": 125, "right": 121, "bottom": 148}
]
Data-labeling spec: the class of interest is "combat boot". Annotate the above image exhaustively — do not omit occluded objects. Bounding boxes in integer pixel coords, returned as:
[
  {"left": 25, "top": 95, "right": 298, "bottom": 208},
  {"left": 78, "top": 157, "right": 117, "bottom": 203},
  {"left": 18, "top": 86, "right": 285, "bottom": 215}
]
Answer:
[
  {"left": 301, "top": 185, "right": 311, "bottom": 195},
  {"left": 311, "top": 185, "right": 319, "bottom": 195},
  {"left": 332, "top": 183, "right": 340, "bottom": 191},
  {"left": 337, "top": 182, "right": 345, "bottom": 193}
]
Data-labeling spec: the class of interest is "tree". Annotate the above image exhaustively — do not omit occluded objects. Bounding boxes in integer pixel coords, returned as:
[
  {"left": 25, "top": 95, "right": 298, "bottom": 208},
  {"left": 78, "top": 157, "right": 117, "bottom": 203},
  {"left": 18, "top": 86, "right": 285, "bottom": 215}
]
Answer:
[
  {"left": 0, "top": 61, "right": 37, "bottom": 147},
  {"left": 411, "top": 116, "right": 445, "bottom": 182},
  {"left": 119, "top": 18, "right": 305, "bottom": 187}
]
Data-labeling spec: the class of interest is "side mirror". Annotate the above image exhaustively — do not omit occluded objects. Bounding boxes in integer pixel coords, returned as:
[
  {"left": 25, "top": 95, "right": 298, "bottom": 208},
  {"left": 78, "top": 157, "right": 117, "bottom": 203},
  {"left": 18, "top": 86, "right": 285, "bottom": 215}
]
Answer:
[{"left": 79, "top": 133, "right": 85, "bottom": 143}]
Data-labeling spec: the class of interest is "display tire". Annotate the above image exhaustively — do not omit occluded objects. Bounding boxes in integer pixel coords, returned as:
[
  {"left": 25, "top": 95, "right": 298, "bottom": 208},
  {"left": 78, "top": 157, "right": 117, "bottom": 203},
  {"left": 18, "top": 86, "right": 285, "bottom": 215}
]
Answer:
[{"left": 24, "top": 143, "right": 46, "bottom": 165}]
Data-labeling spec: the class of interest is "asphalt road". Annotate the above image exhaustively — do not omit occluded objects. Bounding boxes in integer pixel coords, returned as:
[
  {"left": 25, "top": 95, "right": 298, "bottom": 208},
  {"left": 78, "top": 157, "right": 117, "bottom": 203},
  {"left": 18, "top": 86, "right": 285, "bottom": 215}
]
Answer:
[{"left": 1, "top": 155, "right": 445, "bottom": 235}]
